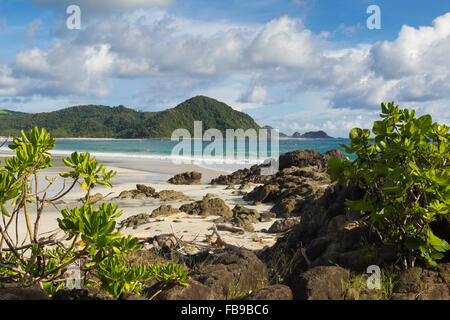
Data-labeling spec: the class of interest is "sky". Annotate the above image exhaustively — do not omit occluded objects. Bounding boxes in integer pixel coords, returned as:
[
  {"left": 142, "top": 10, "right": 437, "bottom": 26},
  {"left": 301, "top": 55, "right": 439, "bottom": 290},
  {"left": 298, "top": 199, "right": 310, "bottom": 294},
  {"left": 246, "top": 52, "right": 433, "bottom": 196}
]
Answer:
[{"left": 0, "top": 0, "right": 449, "bottom": 137}]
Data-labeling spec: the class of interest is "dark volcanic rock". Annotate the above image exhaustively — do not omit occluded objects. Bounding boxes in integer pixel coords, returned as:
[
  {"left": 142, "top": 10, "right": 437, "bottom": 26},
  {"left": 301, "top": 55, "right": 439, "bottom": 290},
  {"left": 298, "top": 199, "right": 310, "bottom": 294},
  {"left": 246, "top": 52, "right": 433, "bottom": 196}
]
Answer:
[
  {"left": 154, "top": 249, "right": 268, "bottom": 300},
  {"left": 179, "top": 194, "right": 233, "bottom": 219},
  {"left": 279, "top": 149, "right": 344, "bottom": 170},
  {"left": 114, "top": 184, "right": 191, "bottom": 202},
  {"left": 0, "top": 284, "right": 50, "bottom": 300},
  {"left": 259, "top": 212, "right": 276, "bottom": 222},
  {"left": 244, "top": 184, "right": 280, "bottom": 204},
  {"left": 157, "top": 190, "right": 192, "bottom": 202},
  {"left": 136, "top": 184, "right": 156, "bottom": 196},
  {"left": 53, "top": 287, "right": 115, "bottom": 300},
  {"left": 210, "top": 163, "right": 273, "bottom": 185},
  {"left": 244, "top": 165, "right": 332, "bottom": 218},
  {"left": 168, "top": 171, "right": 202, "bottom": 185},
  {"left": 244, "top": 284, "right": 293, "bottom": 300},
  {"left": 392, "top": 264, "right": 450, "bottom": 300},
  {"left": 151, "top": 205, "right": 180, "bottom": 218},
  {"left": 230, "top": 204, "right": 260, "bottom": 232},
  {"left": 290, "top": 266, "right": 349, "bottom": 300},
  {"left": 267, "top": 217, "right": 301, "bottom": 233},
  {"left": 118, "top": 213, "right": 152, "bottom": 229},
  {"left": 115, "top": 184, "right": 156, "bottom": 200},
  {"left": 119, "top": 292, "right": 148, "bottom": 300}
]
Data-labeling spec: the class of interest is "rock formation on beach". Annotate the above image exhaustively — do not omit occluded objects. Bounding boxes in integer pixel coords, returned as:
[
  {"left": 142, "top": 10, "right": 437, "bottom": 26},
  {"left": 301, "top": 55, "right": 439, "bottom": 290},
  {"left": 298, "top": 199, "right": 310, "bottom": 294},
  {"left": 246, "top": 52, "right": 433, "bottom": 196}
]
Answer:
[
  {"left": 168, "top": 171, "right": 202, "bottom": 185},
  {"left": 113, "top": 184, "right": 192, "bottom": 202}
]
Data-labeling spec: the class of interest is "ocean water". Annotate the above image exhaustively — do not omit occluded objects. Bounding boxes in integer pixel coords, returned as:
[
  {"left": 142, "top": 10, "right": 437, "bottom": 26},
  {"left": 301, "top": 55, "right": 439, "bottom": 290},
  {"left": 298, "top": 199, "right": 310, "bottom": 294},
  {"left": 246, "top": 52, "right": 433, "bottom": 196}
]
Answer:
[
  {"left": 1, "top": 138, "right": 355, "bottom": 172},
  {"left": 53, "top": 138, "right": 354, "bottom": 159}
]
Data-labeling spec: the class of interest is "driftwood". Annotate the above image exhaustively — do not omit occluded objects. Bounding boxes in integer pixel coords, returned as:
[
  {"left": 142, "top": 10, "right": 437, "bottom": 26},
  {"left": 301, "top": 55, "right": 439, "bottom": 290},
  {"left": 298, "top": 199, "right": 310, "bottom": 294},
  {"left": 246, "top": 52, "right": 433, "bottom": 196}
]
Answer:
[
  {"left": 154, "top": 212, "right": 187, "bottom": 222},
  {"left": 215, "top": 224, "right": 245, "bottom": 234},
  {"left": 252, "top": 236, "right": 276, "bottom": 244}
]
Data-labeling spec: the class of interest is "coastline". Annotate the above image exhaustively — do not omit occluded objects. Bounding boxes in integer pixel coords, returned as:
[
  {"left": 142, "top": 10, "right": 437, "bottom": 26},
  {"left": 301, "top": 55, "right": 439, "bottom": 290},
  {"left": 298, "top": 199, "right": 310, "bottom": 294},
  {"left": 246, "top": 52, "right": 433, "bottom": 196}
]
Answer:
[{"left": 0, "top": 150, "right": 280, "bottom": 252}]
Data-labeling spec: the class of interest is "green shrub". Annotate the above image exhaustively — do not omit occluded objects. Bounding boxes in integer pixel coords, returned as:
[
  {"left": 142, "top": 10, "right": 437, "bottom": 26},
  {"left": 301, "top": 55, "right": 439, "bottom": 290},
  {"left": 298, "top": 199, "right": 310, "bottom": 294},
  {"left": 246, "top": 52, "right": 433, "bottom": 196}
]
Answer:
[
  {"left": 327, "top": 102, "right": 449, "bottom": 268},
  {"left": 0, "top": 127, "right": 189, "bottom": 298}
]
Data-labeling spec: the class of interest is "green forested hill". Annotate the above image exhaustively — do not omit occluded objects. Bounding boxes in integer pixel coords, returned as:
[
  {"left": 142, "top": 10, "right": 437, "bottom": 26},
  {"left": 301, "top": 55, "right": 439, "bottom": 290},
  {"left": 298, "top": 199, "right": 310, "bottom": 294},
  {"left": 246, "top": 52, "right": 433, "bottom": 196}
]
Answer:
[{"left": 0, "top": 96, "right": 261, "bottom": 138}]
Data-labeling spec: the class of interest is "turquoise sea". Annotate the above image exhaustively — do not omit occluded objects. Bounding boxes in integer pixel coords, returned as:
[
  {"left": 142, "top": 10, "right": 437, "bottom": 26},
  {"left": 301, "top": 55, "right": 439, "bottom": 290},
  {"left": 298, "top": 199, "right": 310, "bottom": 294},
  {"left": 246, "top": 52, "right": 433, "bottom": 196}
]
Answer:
[
  {"left": 45, "top": 138, "right": 354, "bottom": 160},
  {"left": 1, "top": 137, "right": 355, "bottom": 173},
  {"left": 1, "top": 137, "right": 356, "bottom": 178}
]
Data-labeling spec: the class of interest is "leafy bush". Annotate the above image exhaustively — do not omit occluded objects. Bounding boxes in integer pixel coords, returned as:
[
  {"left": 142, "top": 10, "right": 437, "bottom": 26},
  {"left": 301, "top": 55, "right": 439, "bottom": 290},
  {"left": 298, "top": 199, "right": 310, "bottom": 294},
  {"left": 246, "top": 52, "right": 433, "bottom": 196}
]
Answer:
[
  {"left": 328, "top": 102, "right": 449, "bottom": 268},
  {"left": 0, "top": 127, "right": 189, "bottom": 298}
]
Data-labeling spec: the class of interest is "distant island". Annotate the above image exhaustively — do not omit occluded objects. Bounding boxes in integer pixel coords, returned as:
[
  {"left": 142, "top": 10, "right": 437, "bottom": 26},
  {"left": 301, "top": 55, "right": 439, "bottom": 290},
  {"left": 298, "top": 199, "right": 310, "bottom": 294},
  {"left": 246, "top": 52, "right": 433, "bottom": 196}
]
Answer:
[{"left": 291, "top": 130, "right": 333, "bottom": 139}]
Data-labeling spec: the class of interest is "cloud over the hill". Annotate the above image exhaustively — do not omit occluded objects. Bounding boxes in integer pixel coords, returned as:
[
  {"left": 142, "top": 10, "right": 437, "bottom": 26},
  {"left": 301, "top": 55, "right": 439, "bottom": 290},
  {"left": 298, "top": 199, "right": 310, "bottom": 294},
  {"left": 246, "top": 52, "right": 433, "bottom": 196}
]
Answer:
[{"left": 1, "top": 9, "right": 450, "bottom": 130}]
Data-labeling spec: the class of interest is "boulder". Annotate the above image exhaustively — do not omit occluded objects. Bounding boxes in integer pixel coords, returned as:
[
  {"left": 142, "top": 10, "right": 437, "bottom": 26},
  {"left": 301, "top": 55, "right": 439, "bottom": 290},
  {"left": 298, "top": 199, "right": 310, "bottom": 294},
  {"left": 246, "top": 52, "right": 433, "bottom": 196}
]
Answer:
[
  {"left": 115, "top": 190, "right": 138, "bottom": 200},
  {"left": 0, "top": 284, "right": 50, "bottom": 300},
  {"left": 267, "top": 217, "right": 301, "bottom": 233},
  {"left": 179, "top": 195, "right": 233, "bottom": 219},
  {"left": 259, "top": 212, "right": 276, "bottom": 222},
  {"left": 239, "top": 182, "right": 255, "bottom": 191},
  {"left": 168, "top": 171, "right": 202, "bottom": 185},
  {"left": 136, "top": 184, "right": 156, "bottom": 196},
  {"left": 290, "top": 266, "right": 349, "bottom": 300},
  {"left": 89, "top": 193, "right": 104, "bottom": 202},
  {"left": 244, "top": 165, "right": 332, "bottom": 218},
  {"left": 118, "top": 213, "right": 152, "bottom": 229},
  {"left": 279, "top": 149, "right": 344, "bottom": 170},
  {"left": 119, "top": 292, "right": 148, "bottom": 300},
  {"left": 151, "top": 205, "right": 180, "bottom": 218},
  {"left": 52, "top": 287, "right": 115, "bottom": 300},
  {"left": 243, "top": 184, "right": 279, "bottom": 204},
  {"left": 230, "top": 205, "right": 260, "bottom": 232},
  {"left": 392, "top": 265, "right": 450, "bottom": 300},
  {"left": 157, "top": 190, "right": 192, "bottom": 202},
  {"left": 154, "top": 249, "right": 268, "bottom": 300},
  {"left": 244, "top": 285, "right": 293, "bottom": 300},
  {"left": 337, "top": 222, "right": 371, "bottom": 252},
  {"left": 210, "top": 163, "right": 273, "bottom": 185},
  {"left": 305, "top": 236, "right": 333, "bottom": 262}
]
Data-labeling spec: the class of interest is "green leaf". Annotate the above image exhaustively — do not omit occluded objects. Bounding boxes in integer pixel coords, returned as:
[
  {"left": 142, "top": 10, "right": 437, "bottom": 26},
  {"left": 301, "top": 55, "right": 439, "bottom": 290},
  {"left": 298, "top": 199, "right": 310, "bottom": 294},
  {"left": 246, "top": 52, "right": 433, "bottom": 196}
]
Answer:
[{"left": 1, "top": 204, "right": 10, "bottom": 217}]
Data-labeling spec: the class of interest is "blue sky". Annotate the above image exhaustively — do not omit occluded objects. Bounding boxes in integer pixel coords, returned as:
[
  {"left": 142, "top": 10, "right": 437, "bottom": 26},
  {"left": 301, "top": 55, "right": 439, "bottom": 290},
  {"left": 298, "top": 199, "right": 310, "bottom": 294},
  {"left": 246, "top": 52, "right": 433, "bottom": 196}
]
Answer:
[{"left": 0, "top": 0, "right": 449, "bottom": 137}]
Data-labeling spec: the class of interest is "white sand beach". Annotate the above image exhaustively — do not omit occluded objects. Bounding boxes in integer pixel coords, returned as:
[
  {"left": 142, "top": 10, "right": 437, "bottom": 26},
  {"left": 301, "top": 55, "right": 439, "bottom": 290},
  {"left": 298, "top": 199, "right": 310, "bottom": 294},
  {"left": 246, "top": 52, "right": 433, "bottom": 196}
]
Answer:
[{"left": 0, "top": 152, "right": 280, "bottom": 253}]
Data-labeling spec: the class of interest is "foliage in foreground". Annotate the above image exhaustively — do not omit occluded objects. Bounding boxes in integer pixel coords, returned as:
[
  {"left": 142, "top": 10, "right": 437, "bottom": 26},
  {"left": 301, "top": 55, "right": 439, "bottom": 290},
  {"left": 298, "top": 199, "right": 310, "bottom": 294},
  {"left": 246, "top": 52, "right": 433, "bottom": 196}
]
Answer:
[
  {"left": 328, "top": 102, "right": 449, "bottom": 268},
  {"left": 0, "top": 127, "right": 189, "bottom": 298}
]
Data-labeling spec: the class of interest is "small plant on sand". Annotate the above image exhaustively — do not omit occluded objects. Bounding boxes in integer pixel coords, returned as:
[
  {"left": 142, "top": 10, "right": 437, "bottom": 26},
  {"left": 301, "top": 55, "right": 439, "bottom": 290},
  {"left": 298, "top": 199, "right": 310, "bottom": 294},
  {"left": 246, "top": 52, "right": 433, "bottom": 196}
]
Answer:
[
  {"left": 328, "top": 102, "right": 449, "bottom": 268},
  {"left": 0, "top": 127, "right": 189, "bottom": 298}
]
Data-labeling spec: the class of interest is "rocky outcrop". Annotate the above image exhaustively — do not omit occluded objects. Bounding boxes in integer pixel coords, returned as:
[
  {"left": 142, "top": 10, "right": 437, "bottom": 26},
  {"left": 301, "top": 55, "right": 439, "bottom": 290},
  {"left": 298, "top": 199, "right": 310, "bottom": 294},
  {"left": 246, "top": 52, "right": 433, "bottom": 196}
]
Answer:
[
  {"left": 210, "top": 163, "right": 274, "bottom": 185},
  {"left": 118, "top": 213, "right": 152, "bottom": 229},
  {"left": 151, "top": 249, "right": 268, "bottom": 300},
  {"left": 113, "top": 184, "right": 191, "bottom": 202},
  {"left": 53, "top": 287, "right": 115, "bottom": 300},
  {"left": 290, "top": 266, "right": 349, "bottom": 300},
  {"left": 0, "top": 284, "right": 50, "bottom": 300},
  {"left": 114, "top": 184, "right": 156, "bottom": 200},
  {"left": 391, "top": 264, "right": 450, "bottom": 300},
  {"left": 267, "top": 217, "right": 301, "bottom": 233},
  {"left": 168, "top": 171, "right": 202, "bottom": 185},
  {"left": 157, "top": 190, "right": 192, "bottom": 202},
  {"left": 243, "top": 284, "right": 293, "bottom": 300},
  {"left": 258, "top": 181, "right": 375, "bottom": 291},
  {"left": 278, "top": 149, "right": 343, "bottom": 170},
  {"left": 244, "top": 165, "right": 332, "bottom": 218},
  {"left": 151, "top": 205, "right": 180, "bottom": 218},
  {"left": 229, "top": 205, "right": 260, "bottom": 232},
  {"left": 179, "top": 194, "right": 233, "bottom": 219}
]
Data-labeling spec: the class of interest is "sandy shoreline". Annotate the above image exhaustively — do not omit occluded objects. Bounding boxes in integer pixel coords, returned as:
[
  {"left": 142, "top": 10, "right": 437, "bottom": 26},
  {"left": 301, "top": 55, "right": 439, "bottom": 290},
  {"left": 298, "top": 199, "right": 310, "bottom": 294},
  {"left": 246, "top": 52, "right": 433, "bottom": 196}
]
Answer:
[{"left": 0, "top": 151, "right": 280, "bottom": 252}]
